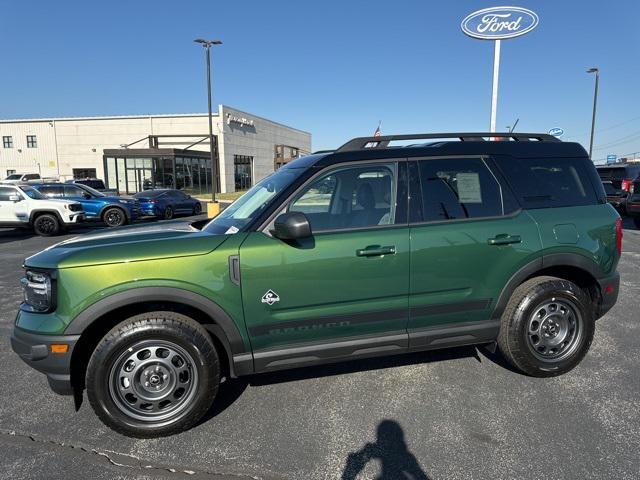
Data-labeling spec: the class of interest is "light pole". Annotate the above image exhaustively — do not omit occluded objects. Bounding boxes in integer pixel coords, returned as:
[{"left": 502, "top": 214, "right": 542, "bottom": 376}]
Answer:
[
  {"left": 587, "top": 67, "right": 599, "bottom": 160},
  {"left": 194, "top": 38, "right": 222, "bottom": 202}
]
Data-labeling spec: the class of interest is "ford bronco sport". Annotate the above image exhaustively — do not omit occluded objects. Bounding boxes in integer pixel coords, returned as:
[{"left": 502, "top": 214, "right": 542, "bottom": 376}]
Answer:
[{"left": 11, "top": 132, "right": 621, "bottom": 437}]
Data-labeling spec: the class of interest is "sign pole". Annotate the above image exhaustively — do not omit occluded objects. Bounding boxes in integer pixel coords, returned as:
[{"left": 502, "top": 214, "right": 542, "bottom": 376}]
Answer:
[{"left": 490, "top": 39, "right": 501, "bottom": 133}]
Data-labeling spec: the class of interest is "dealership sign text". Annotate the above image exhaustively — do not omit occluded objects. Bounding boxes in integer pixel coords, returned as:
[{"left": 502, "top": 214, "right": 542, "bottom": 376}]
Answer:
[{"left": 461, "top": 6, "right": 539, "bottom": 40}]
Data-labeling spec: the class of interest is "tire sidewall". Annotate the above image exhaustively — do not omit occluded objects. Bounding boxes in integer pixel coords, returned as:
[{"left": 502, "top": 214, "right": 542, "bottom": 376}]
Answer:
[
  {"left": 510, "top": 282, "right": 594, "bottom": 375},
  {"left": 33, "top": 213, "right": 60, "bottom": 236},
  {"left": 87, "top": 318, "right": 218, "bottom": 437}
]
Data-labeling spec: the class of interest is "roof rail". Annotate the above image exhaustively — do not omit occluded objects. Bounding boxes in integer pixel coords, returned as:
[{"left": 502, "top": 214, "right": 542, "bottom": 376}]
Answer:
[{"left": 336, "top": 132, "right": 561, "bottom": 152}]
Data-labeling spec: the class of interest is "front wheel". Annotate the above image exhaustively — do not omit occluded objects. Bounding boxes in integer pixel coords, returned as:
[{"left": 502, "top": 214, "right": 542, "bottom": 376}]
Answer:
[
  {"left": 33, "top": 213, "right": 60, "bottom": 236},
  {"left": 633, "top": 216, "right": 640, "bottom": 229},
  {"left": 86, "top": 311, "right": 219, "bottom": 438},
  {"left": 193, "top": 202, "right": 202, "bottom": 215},
  {"left": 497, "top": 276, "right": 595, "bottom": 377},
  {"left": 163, "top": 206, "right": 174, "bottom": 220},
  {"left": 103, "top": 207, "right": 127, "bottom": 227}
]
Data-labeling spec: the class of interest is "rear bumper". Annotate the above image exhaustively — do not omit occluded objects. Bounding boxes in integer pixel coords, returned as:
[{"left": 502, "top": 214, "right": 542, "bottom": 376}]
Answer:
[
  {"left": 596, "top": 271, "right": 620, "bottom": 319},
  {"left": 10, "top": 326, "right": 79, "bottom": 395}
]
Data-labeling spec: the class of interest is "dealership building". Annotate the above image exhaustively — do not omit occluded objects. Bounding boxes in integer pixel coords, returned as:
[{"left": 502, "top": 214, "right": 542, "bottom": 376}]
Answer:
[{"left": 0, "top": 105, "right": 311, "bottom": 195}]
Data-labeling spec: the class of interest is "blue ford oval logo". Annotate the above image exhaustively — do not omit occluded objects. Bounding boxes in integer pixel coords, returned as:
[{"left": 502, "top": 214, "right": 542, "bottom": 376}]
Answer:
[
  {"left": 548, "top": 128, "right": 564, "bottom": 137},
  {"left": 461, "top": 6, "right": 539, "bottom": 40}
]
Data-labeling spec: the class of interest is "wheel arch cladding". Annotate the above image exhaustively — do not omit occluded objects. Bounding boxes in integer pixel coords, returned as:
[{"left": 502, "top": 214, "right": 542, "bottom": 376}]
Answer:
[
  {"left": 66, "top": 287, "right": 247, "bottom": 392},
  {"left": 492, "top": 253, "right": 602, "bottom": 321}
]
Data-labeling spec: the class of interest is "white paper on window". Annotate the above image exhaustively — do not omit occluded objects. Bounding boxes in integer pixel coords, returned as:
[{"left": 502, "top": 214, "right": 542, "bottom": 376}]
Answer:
[{"left": 456, "top": 172, "right": 482, "bottom": 204}]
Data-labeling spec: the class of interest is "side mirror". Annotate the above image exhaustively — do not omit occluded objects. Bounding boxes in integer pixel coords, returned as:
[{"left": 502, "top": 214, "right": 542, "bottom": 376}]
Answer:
[
  {"left": 273, "top": 212, "right": 312, "bottom": 240},
  {"left": 9, "top": 194, "right": 21, "bottom": 202}
]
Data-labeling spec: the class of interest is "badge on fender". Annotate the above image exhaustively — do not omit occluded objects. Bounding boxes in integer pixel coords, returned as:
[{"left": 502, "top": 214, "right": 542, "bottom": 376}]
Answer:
[{"left": 261, "top": 290, "right": 280, "bottom": 305}]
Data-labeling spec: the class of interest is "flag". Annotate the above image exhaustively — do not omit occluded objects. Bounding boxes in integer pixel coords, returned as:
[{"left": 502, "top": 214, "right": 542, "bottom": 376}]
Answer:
[{"left": 373, "top": 121, "right": 382, "bottom": 137}]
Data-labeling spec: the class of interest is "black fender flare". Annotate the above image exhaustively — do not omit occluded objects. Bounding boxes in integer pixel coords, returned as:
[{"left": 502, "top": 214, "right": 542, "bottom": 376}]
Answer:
[
  {"left": 64, "top": 287, "right": 249, "bottom": 361},
  {"left": 491, "top": 253, "right": 604, "bottom": 321},
  {"left": 29, "top": 209, "right": 65, "bottom": 226}
]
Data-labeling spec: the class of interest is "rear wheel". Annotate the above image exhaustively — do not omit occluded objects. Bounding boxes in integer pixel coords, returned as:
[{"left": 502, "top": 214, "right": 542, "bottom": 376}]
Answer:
[
  {"left": 86, "top": 311, "right": 219, "bottom": 438},
  {"left": 33, "top": 213, "right": 60, "bottom": 236},
  {"left": 497, "top": 276, "right": 595, "bottom": 377},
  {"left": 103, "top": 207, "right": 127, "bottom": 227}
]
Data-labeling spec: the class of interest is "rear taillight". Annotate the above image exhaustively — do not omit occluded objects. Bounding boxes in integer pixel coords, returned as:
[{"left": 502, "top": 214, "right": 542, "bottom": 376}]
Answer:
[
  {"left": 621, "top": 179, "right": 632, "bottom": 192},
  {"left": 615, "top": 217, "right": 623, "bottom": 256}
]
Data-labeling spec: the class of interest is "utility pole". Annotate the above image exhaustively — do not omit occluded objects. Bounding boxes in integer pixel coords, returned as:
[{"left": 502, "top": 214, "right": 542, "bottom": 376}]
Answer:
[
  {"left": 194, "top": 38, "right": 222, "bottom": 202},
  {"left": 587, "top": 68, "right": 599, "bottom": 159}
]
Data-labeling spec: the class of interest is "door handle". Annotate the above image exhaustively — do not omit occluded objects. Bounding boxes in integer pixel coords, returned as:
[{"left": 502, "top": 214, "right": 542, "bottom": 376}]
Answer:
[
  {"left": 487, "top": 234, "right": 522, "bottom": 246},
  {"left": 356, "top": 245, "right": 396, "bottom": 257}
]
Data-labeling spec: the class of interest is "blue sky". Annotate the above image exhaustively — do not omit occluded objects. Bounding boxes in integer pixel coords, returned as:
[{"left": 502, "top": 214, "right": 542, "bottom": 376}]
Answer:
[{"left": 1, "top": 0, "right": 639, "bottom": 161}]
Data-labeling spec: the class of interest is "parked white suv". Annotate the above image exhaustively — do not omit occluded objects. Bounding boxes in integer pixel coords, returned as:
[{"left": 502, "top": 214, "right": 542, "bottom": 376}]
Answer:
[
  {"left": 0, "top": 184, "right": 84, "bottom": 236},
  {"left": 2, "top": 173, "right": 42, "bottom": 184}
]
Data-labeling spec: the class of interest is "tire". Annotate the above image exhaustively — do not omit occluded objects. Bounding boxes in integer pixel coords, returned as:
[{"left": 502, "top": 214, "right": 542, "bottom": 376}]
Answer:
[
  {"left": 497, "top": 276, "right": 595, "bottom": 377},
  {"left": 103, "top": 207, "right": 127, "bottom": 227},
  {"left": 86, "top": 311, "right": 219, "bottom": 438},
  {"left": 32, "top": 213, "right": 60, "bottom": 236},
  {"left": 633, "top": 216, "right": 640, "bottom": 229},
  {"left": 193, "top": 202, "right": 202, "bottom": 215},
  {"left": 164, "top": 206, "right": 174, "bottom": 220}
]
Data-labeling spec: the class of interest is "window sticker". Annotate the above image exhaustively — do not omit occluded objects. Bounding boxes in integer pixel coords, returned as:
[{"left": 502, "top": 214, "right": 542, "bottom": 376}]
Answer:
[{"left": 456, "top": 172, "right": 482, "bottom": 203}]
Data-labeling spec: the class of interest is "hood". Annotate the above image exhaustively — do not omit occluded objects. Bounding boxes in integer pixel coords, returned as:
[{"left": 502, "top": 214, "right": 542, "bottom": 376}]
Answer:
[{"left": 25, "top": 220, "right": 229, "bottom": 269}]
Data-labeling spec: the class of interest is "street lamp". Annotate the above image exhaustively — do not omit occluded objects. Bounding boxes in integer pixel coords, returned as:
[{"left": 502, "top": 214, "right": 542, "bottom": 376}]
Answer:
[
  {"left": 587, "top": 67, "right": 599, "bottom": 160},
  {"left": 194, "top": 38, "right": 222, "bottom": 202}
]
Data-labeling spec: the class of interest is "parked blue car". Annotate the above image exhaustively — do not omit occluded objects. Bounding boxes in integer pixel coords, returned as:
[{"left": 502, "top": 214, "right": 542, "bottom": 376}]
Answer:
[
  {"left": 34, "top": 183, "right": 139, "bottom": 227},
  {"left": 133, "top": 189, "right": 202, "bottom": 219}
]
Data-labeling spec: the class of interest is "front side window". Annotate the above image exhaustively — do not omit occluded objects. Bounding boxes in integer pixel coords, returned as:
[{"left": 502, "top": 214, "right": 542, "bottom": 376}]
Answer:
[
  {"left": 414, "top": 158, "right": 503, "bottom": 222},
  {"left": 64, "top": 185, "right": 85, "bottom": 197},
  {"left": 2, "top": 136, "right": 13, "bottom": 148},
  {"left": 26, "top": 135, "right": 37, "bottom": 148},
  {"left": 289, "top": 163, "right": 397, "bottom": 232}
]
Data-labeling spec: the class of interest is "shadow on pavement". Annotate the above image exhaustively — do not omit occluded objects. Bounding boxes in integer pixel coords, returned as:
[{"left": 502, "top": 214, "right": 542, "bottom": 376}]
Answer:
[{"left": 341, "top": 420, "right": 430, "bottom": 480}]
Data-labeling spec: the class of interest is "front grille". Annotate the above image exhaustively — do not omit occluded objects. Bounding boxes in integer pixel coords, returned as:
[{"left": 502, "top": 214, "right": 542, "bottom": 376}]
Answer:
[{"left": 68, "top": 204, "right": 83, "bottom": 212}]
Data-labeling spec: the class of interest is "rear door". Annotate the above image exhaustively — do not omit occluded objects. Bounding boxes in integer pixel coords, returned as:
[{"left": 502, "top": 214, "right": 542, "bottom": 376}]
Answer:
[
  {"left": 407, "top": 157, "right": 541, "bottom": 348},
  {"left": 239, "top": 161, "right": 411, "bottom": 369},
  {"left": 0, "top": 186, "right": 20, "bottom": 221}
]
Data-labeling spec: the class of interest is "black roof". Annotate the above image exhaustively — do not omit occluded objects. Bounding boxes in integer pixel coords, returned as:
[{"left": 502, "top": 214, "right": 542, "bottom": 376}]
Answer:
[{"left": 296, "top": 132, "right": 588, "bottom": 169}]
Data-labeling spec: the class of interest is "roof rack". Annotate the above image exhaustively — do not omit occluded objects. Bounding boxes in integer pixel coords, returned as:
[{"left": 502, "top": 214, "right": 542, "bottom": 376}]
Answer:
[{"left": 336, "top": 132, "right": 561, "bottom": 152}]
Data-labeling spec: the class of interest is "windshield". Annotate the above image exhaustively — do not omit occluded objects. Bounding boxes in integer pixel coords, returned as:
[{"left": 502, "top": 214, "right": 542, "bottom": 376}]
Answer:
[
  {"left": 5, "top": 174, "right": 22, "bottom": 180},
  {"left": 20, "top": 186, "right": 47, "bottom": 200},
  {"left": 78, "top": 184, "right": 105, "bottom": 197},
  {"left": 203, "top": 168, "right": 303, "bottom": 234}
]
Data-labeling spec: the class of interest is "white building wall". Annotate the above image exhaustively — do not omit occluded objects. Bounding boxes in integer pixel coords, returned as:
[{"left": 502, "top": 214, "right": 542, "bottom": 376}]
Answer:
[{"left": 0, "top": 107, "right": 311, "bottom": 193}]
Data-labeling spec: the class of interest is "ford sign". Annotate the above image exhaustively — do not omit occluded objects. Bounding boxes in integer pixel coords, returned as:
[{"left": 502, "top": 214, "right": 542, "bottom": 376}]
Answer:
[
  {"left": 548, "top": 128, "right": 564, "bottom": 137},
  {"left": 461, "top": 6, "right": 539, "bottom": 40}
]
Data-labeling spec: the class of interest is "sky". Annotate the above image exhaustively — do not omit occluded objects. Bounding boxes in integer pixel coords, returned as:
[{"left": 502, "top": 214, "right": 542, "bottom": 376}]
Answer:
[{"left": 1, "top": 0, "right": 639, "bottom": 162}]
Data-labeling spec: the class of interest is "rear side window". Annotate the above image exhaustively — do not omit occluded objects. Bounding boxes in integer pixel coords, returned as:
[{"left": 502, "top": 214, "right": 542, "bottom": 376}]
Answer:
[
  {"left": 414, "top": 158, "right": 503, "bottom": 222},
  {"left": 38, "top": 185, "right": 63, "bottom": 197},
  {"left": 495, "top": 157, "right": 601, "bottom": 208}
]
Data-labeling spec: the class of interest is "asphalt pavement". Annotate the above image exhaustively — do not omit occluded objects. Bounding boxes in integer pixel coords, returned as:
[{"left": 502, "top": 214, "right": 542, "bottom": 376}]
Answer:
[{"left": 0, "top": 218, "right": 639, "bottom": 480}]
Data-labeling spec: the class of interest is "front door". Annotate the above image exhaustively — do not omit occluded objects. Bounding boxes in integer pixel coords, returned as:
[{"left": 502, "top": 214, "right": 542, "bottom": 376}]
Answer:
[
  {"left": 240, "top": 161, "right": 410, "bottom": 371},
  {"left": 406, "top": 157, "right": 542, "bottom": 348}
]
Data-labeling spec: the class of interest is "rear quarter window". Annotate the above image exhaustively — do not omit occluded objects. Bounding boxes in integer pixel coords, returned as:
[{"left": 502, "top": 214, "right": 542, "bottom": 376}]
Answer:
[{"left": 494, "top": 156, "right": 603, "bottom": 209}]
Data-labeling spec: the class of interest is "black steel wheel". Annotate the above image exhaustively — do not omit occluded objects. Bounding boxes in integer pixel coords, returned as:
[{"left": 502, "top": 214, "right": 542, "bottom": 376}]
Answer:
[
  {"left": 103, "top": 207, "right": 126, "bottom": 227},
  {"left": 33, "top": 213, "right": 60, "bottom": 236},
  {"left": 497, "top": 276, "right": 595, "bottom": 377},
  {"left": 86, "top": 311, "right": 219, "bottom": 438}
]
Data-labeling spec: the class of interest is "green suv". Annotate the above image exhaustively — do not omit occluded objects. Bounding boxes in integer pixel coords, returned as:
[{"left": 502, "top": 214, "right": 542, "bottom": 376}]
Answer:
[{"left": 12, "top": 132, "right": 621, "bottom": 437}]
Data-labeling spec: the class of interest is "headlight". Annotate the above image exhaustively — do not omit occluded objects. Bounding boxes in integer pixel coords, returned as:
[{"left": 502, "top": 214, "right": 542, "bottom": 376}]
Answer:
[{"left": 20, "top": 270, "right": 54, "bottom": 312}]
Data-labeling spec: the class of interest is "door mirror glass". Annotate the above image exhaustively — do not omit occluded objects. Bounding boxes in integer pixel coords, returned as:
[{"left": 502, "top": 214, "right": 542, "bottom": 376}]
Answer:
[
  {"left": 9, "top": 194, "right": 21, "bottom": 202},
  {"left": 273, "top": 212, "right": 312, "bottom": 240}
]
